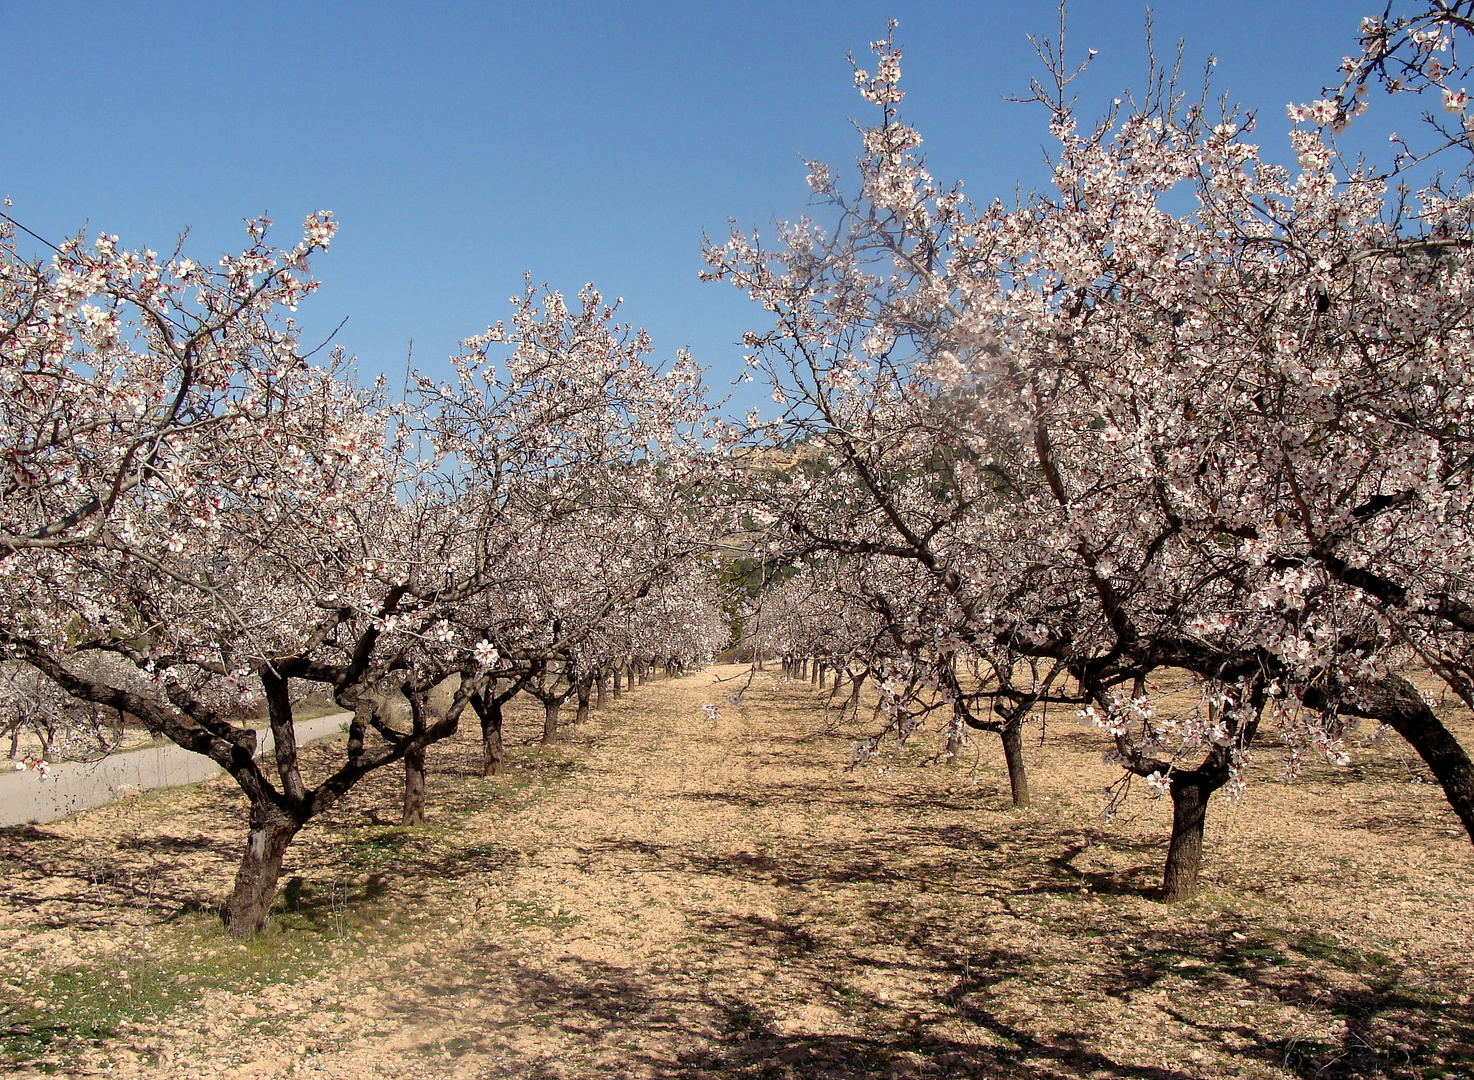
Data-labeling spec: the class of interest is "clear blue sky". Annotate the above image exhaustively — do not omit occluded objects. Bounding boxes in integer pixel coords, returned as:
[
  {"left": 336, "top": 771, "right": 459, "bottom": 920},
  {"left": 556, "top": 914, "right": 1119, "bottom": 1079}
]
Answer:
[{"left": 2, "top": 2, "right": 1420, "bottom": 417}]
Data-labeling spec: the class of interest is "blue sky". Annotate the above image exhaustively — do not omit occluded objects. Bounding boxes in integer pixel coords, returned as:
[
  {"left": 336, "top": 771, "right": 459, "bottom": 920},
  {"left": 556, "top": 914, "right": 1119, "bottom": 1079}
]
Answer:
[{"left": 2, "top": 2, "right": 1423, "bottom": 417}]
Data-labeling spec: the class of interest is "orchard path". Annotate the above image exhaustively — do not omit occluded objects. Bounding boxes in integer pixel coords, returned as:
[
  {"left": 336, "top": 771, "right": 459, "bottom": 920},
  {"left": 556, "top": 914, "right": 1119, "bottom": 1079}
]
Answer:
[
  {"left": 8, "top": 664, "right": 1474, "bottom": 1079},
  {"left": 286, "top": 663, "right": 966, "bottom": 1079}
]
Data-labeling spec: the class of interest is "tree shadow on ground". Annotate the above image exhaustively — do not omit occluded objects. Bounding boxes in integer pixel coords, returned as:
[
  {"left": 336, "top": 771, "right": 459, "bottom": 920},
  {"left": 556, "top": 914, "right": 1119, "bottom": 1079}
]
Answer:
[
  {"left": 480, "top": 817, "right": 1472, "bottom": 1080},
  {"left": 0, "top": 822, "right": 233, "bottom": 926},
  {"left": 378, "top": 940, "right": 1208, "bottom": 1079}
]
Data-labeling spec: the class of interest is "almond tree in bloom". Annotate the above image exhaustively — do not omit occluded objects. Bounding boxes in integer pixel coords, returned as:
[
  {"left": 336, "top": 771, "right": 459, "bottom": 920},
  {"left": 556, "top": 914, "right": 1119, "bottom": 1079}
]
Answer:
[
  {"left": 1324, "top": 1, "right": 1474, "bottom": 185},
  {"left": 0, "top": 239, "right": 728, "bottom": 931},
  {"left": 0, "top": 657, "right": 130, "bottom": 766},
  {"left": 0, "top": 213, "right": 505, "bottom": 934},
  {"left": 618, "top": 563, "right": 732, "bottom": 677},
  {"left": 411, "top": 281, "right": 727, "bottom": 754},
  {"left": 744, "top": 561, "right": 884, "bottom": 707},
  {"left": 708, "top": 22, "right": 1474, "bottom": 900}
]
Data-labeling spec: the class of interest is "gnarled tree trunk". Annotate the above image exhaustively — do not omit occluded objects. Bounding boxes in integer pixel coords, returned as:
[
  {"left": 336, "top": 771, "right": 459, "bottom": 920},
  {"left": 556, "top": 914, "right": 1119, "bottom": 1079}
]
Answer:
[
  {"left": 575, "top": 676, "right": 592, "bottom": 724},
  {"left": 1000, "top": 721, "right": 1029, "bottom": 809},
  {"left": 1331, "top": 674, "right": 1474, "bottom": 845},
  {"left": 402, "top": 747, "right": 426, "bottom": 826},
  {"left": 223, "top": 803, "right": 301, "bottom": 937},
  {"left": 477, "top": 695, "right": 504, "bottom": 777},
  {"left": 542, "top": 699, "right": 561, "bottom": 744}
]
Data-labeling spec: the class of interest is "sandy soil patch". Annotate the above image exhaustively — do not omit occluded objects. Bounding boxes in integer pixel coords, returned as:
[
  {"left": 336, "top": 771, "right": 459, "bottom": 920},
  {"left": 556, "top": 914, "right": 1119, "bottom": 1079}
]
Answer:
[{"left": 2, "top": 666, "right": 1471, "bottom": 1079}]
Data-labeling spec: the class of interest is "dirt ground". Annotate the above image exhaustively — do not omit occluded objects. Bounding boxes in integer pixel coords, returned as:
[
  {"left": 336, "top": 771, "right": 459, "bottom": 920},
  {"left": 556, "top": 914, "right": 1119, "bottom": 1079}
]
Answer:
[{"left": 1, "top": 665, "right": 1471, "bottom": 1079}]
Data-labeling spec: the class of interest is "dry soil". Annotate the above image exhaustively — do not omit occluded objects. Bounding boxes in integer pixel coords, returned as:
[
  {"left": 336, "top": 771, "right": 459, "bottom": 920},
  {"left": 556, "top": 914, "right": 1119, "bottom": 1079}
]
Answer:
[{"left": 1, "top": 665, "right": 1471, "bottom": 1079}]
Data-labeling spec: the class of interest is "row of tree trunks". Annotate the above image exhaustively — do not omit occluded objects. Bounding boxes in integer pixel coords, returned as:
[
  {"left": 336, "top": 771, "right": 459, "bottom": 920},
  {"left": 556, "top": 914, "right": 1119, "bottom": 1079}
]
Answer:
[
  {"left": 779, "top": 656, "right": 839, "bottom": 682},
  {"left": 237, "top": 653, "right": 685, "bottom": 934}
]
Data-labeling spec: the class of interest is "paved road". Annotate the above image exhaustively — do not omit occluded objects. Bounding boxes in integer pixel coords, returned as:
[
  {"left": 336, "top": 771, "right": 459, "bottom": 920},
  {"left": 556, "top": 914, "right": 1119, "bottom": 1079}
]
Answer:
[{"left": 0, "top": 712, "right": 352, "bottom": 827}]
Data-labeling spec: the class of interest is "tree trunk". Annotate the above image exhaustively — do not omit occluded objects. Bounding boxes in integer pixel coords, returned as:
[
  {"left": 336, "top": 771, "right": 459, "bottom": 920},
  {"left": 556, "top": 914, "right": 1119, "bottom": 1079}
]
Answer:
[
  {"left": 1163, "top": 774, "right": 1210, "bottom": 902},
  {"left": 1347, "top": 674, "right": 1474, "bottom": 846},
  {"left": 1001, "top": 721, "right": 1030, "bottom": 808},
  {"left": 479, "top": 698, "right": 504, "bottom": 777},
  {"left": 542, "top": 699, "right": 561, "bottom": 745},
  {"left": 223, "top": 804, "right": 300, "bottom": 937},
  {"left": 575, "top": 679, "right": 592, "bottom": 725},
  {"left": 846, "top": 671, "right": 867, "bottom": 718},
  {"left": 612, "top": 667, "right": 623, "bottom": 698},
  {"left": 402, "top": 747, "right": 426, "bottom": 826},
  {"left": 596, "top": 672, "right": 607, "bottom": 709},
  {"left": 471, "top": 689, "right": 510, "bottom": 777}
]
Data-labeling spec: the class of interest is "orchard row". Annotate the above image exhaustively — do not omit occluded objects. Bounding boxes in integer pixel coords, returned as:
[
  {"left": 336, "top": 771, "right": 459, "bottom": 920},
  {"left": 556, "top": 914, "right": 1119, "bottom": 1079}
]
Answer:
[{"left": 4, "top": 2, "right": 1474, "bottom": 933}]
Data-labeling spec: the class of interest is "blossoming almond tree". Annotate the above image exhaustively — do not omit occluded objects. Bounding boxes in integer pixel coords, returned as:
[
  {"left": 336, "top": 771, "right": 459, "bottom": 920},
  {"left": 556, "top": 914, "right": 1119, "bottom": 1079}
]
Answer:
[
  {"left": 407, "top": 281, "right": 728, "bottom": 756},
  {"left": 0, "top": 656, "right": 130, "bottom": 766},
  {"left": 0, "top": 213, "right": 512, "bottom": 934},
  {"left": 709, "top": 21, "right": 1474, "bottom": 900}
]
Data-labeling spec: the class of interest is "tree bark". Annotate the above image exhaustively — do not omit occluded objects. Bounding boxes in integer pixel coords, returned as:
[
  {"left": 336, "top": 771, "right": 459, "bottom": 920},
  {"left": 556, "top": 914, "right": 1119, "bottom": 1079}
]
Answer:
[
  {"left": 477, "top": 696, "right": 504, "bottom": 777},
  {"left": 846, "top": 671, "right": 867, "bottom": 719},
  {"left": 596, "top": 671, "right": 607, "bottom": 709},
  {"left": 1334, "top": 674, "right": 1474, "bottom": 846},
  {"left": 542, "top": 699, "right": 561, "bottom": 745},
  {"left": 612, "top": 667, "right": 623, "bottom": 698},
  {"left": 1163, "top": 773, "right": 1210, "bottom": 903},
  {"left": 575, "top": 677, "right": 592, "bottom": 725},
  {"left": 1000, "top": 721, "right": 1030, "bottom": 808},
  {"left": 223, "top": 804, "right": 300, "bottom": 937},
  {"left": 402, "top": 747, "right": 426, "bottom": 826}
]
